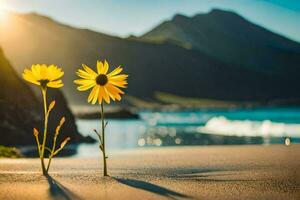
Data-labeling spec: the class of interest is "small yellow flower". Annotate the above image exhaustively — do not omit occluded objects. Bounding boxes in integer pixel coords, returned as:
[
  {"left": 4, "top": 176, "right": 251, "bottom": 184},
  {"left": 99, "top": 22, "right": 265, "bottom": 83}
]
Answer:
[
  {"left": 23, "top": 64, "right": 64, "bottom": 88},
  {"left": 22, "top": 64, "right": 67, "bottom": 175},
  {"left": 74, "top": 60, "right": 128, "bottom": 104}
]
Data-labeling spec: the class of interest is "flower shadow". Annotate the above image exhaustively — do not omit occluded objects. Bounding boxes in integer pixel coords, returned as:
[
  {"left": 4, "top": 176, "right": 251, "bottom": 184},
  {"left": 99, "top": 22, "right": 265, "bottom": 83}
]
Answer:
[
  {"left": 114, "top": 177, "right": 191, "bottom": 200},
  {"left": 46, "top": 174, "right": 81, "bottom": 200},
  {"left": 171, "top": 168, "right": 262, "bottom": 183}
]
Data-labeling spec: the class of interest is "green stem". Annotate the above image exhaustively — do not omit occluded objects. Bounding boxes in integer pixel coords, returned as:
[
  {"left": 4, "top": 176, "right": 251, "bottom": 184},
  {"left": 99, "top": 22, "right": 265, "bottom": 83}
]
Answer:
[
  {"left": 40, "top": 87, "right": 48, "bottom": 175},
  {"left": 101, "top": 103, "right": 108, "bottom": 176},
  {"left": 46, "top": 155, "right": 52, "bottom": 173},
  {"left": 46, "top": 135, "right": 57, "bottom": 172},
  {"left": 34, "top": 135, "right": 41, "bottom": 157}
]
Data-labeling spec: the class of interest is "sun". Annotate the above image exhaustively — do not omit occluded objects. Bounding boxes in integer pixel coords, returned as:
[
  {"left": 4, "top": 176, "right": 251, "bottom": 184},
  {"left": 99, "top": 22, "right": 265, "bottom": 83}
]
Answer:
[
  {"left": 0, "top": 12, "right": 6, "bottom": 21},
  {"left": 0, "top": 3, "right": 8, "bottom": 22}
]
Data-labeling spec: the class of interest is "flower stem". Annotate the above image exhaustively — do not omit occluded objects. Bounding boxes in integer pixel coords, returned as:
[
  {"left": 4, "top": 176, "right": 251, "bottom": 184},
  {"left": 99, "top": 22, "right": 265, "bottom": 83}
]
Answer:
[
  {"left": 40, "top": 87, "right": 48, "bottom": 175},
  {"left": 101, "top": 103, "right": 108, "bottom": 176},
  {"left": 46, "top": 155, "right": 52, "bottom": 173},
  {"left": 34, "top": 134, "right": 41, "bottom": 159},
  {"left": 46, "top": 135, "right": 57, "bottom": 172}
]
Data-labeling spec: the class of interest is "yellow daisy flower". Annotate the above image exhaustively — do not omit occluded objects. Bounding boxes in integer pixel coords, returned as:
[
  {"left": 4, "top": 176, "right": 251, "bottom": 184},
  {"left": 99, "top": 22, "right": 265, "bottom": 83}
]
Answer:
[
  {"left": 22, "top": 64, "right": 64, "bottom": 88},
  {"left": 74, "top": 60, "right": 128, "bottom": 104},
  {"left": 22, "top": 64, "right": 67, "bottom": 175}
]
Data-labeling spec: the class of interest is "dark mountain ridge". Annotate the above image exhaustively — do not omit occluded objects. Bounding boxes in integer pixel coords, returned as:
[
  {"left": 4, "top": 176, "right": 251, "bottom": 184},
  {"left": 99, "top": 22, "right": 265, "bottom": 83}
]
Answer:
[
  {"left": 0, "top": 10, "right": 299, "bottom": 106},
  {"left": 141, "top": 9, "right": 300, "bottom": 77}
]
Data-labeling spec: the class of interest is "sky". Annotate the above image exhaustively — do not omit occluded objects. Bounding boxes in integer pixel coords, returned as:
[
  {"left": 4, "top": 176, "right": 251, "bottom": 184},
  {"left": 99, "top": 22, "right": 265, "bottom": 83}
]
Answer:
[{"left": 1, "top": 0, "right": 300, "bottom": 42}]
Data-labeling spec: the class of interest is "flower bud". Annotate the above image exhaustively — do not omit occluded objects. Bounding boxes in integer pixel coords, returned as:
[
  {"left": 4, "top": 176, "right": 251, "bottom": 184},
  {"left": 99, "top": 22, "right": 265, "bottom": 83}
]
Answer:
[
  {"left": 48, "top": 101, "right": 56, "bottom": 112},
  {"left": 33, "top": 128, "right": 39, "bottom": 137},
  {"left": 60, "top": 137, "right": 70, "bottom": 149}
]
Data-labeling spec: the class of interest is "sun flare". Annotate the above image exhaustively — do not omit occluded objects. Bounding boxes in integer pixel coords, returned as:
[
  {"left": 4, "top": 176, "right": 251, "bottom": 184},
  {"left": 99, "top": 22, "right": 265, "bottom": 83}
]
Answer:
[
  {"left": 0, "top": 11, "right": 6, "bottom": 21},
  {"left": 0, "top": 4, "right": 8, "bottom": 22}
]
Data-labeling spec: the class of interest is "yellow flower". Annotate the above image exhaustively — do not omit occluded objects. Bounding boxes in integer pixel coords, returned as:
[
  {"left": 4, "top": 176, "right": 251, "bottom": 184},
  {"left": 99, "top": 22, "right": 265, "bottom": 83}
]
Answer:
[
  {"left": 74, "top": 60, "right": 128, "bottom": 104},
  {"left": 23, "top": 64, "right": 64, "bottom": 88}
]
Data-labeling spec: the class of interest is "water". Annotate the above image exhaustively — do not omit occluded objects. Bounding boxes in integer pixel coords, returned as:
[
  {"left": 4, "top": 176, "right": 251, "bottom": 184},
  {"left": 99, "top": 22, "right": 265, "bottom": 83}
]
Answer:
[{"left": 75, "top": 107, "right": 300, "bottom": 157}]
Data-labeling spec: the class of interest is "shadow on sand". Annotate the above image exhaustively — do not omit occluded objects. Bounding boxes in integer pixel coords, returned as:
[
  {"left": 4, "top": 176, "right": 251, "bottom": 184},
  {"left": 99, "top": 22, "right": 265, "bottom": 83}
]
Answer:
[
  {"left": 114, "top": 177, "right": 191, "bottom": 199},
  {"left": 172, "top": 168, "right": 260, "bottom": 183},
  {"left": 46, "top": 174, "right": 81, "bottom": 200}
]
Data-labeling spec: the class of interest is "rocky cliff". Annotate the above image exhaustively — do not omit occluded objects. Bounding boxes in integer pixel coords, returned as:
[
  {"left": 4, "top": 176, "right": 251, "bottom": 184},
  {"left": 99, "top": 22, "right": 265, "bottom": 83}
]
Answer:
[{"left": 0, "top": 47, "right": 89, "bottom": 145}]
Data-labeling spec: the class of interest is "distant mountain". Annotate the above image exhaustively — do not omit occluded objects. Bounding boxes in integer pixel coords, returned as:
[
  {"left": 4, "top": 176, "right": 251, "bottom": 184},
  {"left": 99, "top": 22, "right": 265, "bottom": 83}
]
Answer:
[
  {"left": 141, "top": 9, "right": 300, "bottom": 77},
  {"left": 0, "top": 11, "right": 299, "bottom": 106},
  {"left": 0, "top": 47, "right": 86, "bottom": 145}
]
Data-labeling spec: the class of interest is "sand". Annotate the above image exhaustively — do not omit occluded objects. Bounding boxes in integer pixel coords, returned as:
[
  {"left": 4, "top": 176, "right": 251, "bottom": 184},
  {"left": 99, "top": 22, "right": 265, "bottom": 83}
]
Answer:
[{"left": 0, "top": 145, "right": 299, "bottom": 200}]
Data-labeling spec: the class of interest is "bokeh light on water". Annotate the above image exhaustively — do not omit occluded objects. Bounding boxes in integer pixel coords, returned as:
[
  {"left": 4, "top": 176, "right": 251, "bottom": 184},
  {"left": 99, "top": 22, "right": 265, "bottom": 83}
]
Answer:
[{"left": 75, "top": 108, "right": 300, "bottom": 157}]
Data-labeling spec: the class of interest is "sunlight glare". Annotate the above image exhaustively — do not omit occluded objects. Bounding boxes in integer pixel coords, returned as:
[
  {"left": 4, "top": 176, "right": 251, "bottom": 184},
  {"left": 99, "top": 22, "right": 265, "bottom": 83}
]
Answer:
[{"left": 0, "top": 3, "right": 8, "bottom": 22}]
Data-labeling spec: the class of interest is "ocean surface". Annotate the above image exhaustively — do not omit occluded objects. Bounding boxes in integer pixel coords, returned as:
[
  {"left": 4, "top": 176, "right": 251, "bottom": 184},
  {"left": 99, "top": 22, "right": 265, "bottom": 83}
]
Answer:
[{"left": 75, "top": 107, "right": 300, "bottom": 157}]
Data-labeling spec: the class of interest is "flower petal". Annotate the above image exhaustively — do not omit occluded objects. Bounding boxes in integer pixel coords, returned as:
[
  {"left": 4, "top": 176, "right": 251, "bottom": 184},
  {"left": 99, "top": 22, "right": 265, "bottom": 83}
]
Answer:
[
  {"left": 102, "top": 87, "right": 110, "bottom": 104},
  {"left": 88, "top": 85, "right": 99, "bottom": 103},
  {"left": 74, "top": 79, "right": 95, "bottom": 86},
  {"left": 97, "top": 61, "right": 103, "bottom": 74},
  {"left": 91, "top": 85, "right": 100, "bottom": 104},
  {"left": 109, "top": 80, "right": 128, "bottom": 88},
  {"left": 31, "top": 65, "right": 41, "bottom": 79},
  {"left": 107, "top": 66, "right": 123, "bottom": 77},
  {"left": 82, "top": 64, "right": 97, "bottom": 77},
  {"left": 23, "top": 74, "right": 39, "bottom": 85},
  {"left": 77, "top": 82, "right": 96, "bottom": 91},
  {"left": 48, "top": 80, "right": 64, "bottom": 88},
  {"left": 97, "top": 60, "right": 109, "bottom": 74},
  {"left": 102, "top": 60, "right": 109, "bottom": 74},
  {"left": 106, "top": 83, "right": 124, "bottom": 96},
  {"left": 108, "top": 74, "right": 128, "bottom": 81}
]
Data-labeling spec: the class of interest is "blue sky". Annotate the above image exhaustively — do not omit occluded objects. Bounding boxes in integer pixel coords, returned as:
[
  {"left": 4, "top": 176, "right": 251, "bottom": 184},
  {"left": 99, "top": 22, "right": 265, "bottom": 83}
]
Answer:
[{"left": 1, "top": 0, "right": 300, "bottom": 42}]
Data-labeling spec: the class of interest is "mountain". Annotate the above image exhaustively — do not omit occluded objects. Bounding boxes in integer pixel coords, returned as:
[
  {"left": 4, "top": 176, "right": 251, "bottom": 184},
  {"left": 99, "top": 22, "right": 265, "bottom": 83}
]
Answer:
[
  {"left": 0, "top": 47, "right": 86, "bottom": 145},
  {"left": 0, "top": 11, "right": 300, "bottom": 106},
  {"left": 141, "top": 9, "right": 300, "bottom": 77}
]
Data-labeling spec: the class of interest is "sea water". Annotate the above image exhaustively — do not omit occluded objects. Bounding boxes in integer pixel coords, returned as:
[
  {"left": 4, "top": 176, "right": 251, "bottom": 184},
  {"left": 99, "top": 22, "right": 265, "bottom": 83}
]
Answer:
[{"left": 75, "top": 107, "right": 300, "bottom": 157}]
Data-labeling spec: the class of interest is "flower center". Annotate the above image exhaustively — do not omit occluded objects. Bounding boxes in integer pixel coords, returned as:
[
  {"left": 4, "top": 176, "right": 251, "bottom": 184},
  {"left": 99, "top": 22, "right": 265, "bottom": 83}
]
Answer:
[
  {"left": 96, "top": 74, "right": 108, "bottom": 86},
  {"left": 39, "top": 79, "right": 50, "bottom": 88}
]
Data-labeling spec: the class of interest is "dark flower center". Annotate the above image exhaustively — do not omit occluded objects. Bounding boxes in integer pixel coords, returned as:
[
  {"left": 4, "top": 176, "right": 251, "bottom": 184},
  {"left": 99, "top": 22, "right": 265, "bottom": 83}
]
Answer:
[
  {"left": 39, "top": 79, "right": 50, "bottom": 88},
  {"left": 96, "top": 74, "right": 108, "bottom": 86}
]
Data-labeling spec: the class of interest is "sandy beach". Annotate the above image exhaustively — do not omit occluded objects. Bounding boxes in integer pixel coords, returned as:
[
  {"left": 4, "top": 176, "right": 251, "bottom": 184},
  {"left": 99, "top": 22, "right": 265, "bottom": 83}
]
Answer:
[{"left": 0, "top": 145, "right": 299, "bottom": 200}]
